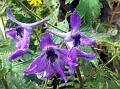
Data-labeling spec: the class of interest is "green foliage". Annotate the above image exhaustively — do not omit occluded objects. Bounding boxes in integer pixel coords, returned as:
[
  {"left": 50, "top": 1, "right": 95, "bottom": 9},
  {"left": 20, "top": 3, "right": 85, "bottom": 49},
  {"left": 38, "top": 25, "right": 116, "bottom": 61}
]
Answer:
[
  {"left": 0, "top": 0, "right": 120, "bottom": 89},
  {"left": 7, "top": 72, "right": 43, "bottom": 89},
  {"left": 76, "top": 0, "right": 102, "bottom": 23}
]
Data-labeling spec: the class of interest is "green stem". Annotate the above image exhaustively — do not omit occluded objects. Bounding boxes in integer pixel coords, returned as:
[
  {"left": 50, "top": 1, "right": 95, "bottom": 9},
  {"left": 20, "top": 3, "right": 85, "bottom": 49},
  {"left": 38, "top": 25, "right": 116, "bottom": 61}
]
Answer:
[
  {"left": 15, "top": 0, "right": 66, "bottom": 32},
  {"left": 76, "top": 66, "right": 84, "bottom": 89},
  {"left": 90, "top": 55, "right": 116, "bottom": 78},
  {"left": 0, "top": 0, "right": 6, "bottom": 12},
  {"left": 0, "top": 16, "right": 6, "bottom": 39},
  {"left": 92, "top": 47, "right": 104, "bottom": 64},
  {"left": 43, "top": 79, "right": 48, "bottom": 89},
  {"left": 1, "top": 76, "right": 9, "bottom": 89},
  {"left": 33, "top": 30, "right": 40, "bottom": 44}
]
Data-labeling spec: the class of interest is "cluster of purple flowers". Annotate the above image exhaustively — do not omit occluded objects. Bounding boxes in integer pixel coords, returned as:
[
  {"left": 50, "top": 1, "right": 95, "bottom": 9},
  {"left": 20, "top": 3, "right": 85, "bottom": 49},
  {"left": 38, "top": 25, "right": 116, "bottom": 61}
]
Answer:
[{"left": 6, "top": 8, "right": 96, "bottom": 82}]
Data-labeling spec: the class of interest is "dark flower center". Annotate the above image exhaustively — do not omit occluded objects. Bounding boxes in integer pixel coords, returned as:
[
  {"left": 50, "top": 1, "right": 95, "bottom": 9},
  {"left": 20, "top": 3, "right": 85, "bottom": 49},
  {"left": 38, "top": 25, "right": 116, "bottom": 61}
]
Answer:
[
  {"left": 73, "top": 34, "right": 81, "bottom": 47},
  {"left": 16, "top": 27, "right": 23, "bottom": 38},
  {"left": 46, "top": 47, "right": 58, "bottom": 63}
]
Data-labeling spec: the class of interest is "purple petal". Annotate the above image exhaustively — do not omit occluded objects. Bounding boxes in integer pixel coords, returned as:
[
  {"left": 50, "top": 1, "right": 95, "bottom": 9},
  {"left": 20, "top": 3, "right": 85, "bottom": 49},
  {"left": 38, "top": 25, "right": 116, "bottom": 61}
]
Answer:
[
  {"left": 80, "top": 32, "right": 96, "bottom": 46},
  {"left": 76, "top": 48, "right": 96, "bottom": 60},
  {"left": 9, "top": 49, "right": 28, "bottom": 62},
  {"left": 64, "top": 32, "right": 75, "bottom": 49},
  {"left": 5, "top": 28, "right": 17, "bottom": 39},
  {"left": 55, "top": 48, "right": 68, "bottom": 63},
  {"left": 8, "top": 30, "right": 31, "bottom": 61},
  {"left": 68, "top": 65, "right": 77, "bottom": 75},
  {"left": 56, "top": 48, "right": 79, "bottom": 70},
  {"left": 70, "top": 11, "right": 81, "bottom": 32},
  {"left": 67, "top": 48, "right": 79, "bottom": 74},
  {"left": 40, "top": 34, "right": 58, "bottom": 51},
  {"left": 55, "top": 48, "right": 78, "bottom": 69},
  {"left": 16, "top": 29, "right": 30, "bottom": 48},
  {"left": 52, "top": 62, "right": 68, "bottom": 82},
  {"left": 36, "top": 64, "right": 55, "bottom": 79},
  {"left": 20, "top": 30, "right": 31, "bottom": 48},
  {"left": 67, "top": 48, "right": 78, "bottom": 65},
  {"left": 68, "top": 48, "right": 78, "bottom": 62},
  {"left": 7, "top": 28, "right": 31, "bottom": 61},
  {"left": 24, "top": 53, "right": 48, "bottom": 75},
  {"left": 55, "top": 48, "right": 78, "bottom": 75}
]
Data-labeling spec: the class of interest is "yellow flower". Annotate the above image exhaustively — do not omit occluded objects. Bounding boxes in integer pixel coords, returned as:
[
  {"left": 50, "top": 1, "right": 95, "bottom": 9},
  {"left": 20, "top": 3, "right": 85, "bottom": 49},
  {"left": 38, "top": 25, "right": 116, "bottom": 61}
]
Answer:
[{"left": 27, "top": 0, "right": 42, "bottom": 6}]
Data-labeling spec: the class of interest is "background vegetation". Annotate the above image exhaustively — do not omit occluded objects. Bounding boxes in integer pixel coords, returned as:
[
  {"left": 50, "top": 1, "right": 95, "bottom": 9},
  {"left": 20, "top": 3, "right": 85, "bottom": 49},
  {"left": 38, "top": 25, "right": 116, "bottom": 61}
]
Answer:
[{"left": 0, "top": 0, "right": 120, "bottom": 89}]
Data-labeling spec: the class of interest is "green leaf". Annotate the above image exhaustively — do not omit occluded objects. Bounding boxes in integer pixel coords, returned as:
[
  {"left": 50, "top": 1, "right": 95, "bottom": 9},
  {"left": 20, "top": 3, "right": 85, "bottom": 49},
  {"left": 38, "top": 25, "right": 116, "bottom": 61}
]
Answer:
[
  {"left": 8, "top": 72, "right": 43, "bottom": 89},
  {"left": 107, "top": 80, "right": 120, "bottom": 89},
  {"left": 57, "top": 19, "right": 69, "bottom": 32},
  {"left": 45, "top": 0, "right": 59, "bottom": 25},
  {"left": 76, "top": 0, "right": 102, "bottom": 23},
  {"left": 0, "top": 0, "right": 6, "bottom": 16},
  {"left": 53, "top": 36, "right": 63, "bottom": 44}
]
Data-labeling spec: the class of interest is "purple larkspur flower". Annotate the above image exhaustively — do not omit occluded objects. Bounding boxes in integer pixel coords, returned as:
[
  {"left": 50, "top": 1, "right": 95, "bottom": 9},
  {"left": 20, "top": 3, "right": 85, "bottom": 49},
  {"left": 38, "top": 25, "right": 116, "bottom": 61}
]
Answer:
[
  {"left": 24, "top": 34, "right": 77, "bottom": 82},
  {"left": 5, "top": 8, "right": 49, "bottom": 62},
  {"left": 48, "top": 11, "right": 96, "bottom": 74}
]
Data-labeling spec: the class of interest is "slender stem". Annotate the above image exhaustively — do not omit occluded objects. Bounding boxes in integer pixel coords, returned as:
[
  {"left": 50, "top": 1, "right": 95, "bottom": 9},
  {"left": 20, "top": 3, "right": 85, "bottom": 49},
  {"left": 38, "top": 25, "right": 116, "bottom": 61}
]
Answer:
[
  {"left": 95, "top": 23, "right": 100, "bottom": 31},
  {"left": 0, "top": 0, "right": 6, "bottom": 12},
  {"left": 15, "top": 0, "right": 66, "bottom": 32},
  {"left": 92, "top": 47, "right": 104, "bottom": 64},
  {"left": 89, "top": 55, "right": 116, "bottom": 78},
  {"left": 76, "top": 66, "right": 84, "bottom": 89},
  {"left": 1, "top": 76, "right": 9, "bottom": 89},
  {"left": 43, "top": 79, "right": 48, "bottom": 89},
  {"left": 33, "top": 30, "right": 40, "bottom": 44},
  {"left": 0, "top": 16, "right": 6, "bottom": 39}
]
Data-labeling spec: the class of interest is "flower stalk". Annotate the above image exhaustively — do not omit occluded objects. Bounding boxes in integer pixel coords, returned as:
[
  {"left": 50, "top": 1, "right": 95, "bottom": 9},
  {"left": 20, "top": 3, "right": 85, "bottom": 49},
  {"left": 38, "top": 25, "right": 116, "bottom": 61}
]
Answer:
[
  {"left": 91, "top": 55, "right": 116, "bottom": 78},
  {"left": 76, "top": 66, "right": 84, "bottom": 89},
  {"left": 33, "top": 30, "right": 40, "bottom": 44},
  {"left": 0, "top": 16, "right": 6, "bottom": 39},
  {"left": 43, "top": 79, "right": 48, "bottom": 89},
  {"left": 1, "top": 76, "right": 9, "bottom": 89}
]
